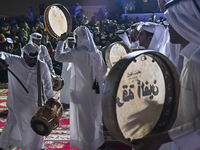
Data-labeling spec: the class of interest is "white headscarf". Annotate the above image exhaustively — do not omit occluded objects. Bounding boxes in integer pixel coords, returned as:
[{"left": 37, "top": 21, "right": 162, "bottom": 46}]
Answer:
[
  {"left": 137, "top": 22, "right": 156, "bottom": 33},
  {"left": 67, "top": 37, "right": 76, "bottom": 43},
  {"left": 21, "top": 43, "right": 40, "bottom": 58},
  {"left": 65, "top": 37, "right": 76, "bottom": 49},
  {"left": 73, "top": 26, "right": 104, "bottom": 83},
  {"left": 165, "top": 0, "right": 200, "bottom": 45},
  {"left": 28, "top": 33, "right": 42, "bottom": 44},
  {"left": 21, "top": 33, "right": 42, "bottom": 57},
  {"left": 116, "top": 30, "right": 131, "bottom": 48},
  {"left": 28, "top": 32, "right": 42, "bottom": 50},
  {"left": 137, "top": 22, "right": 165, "bottom": 51}
]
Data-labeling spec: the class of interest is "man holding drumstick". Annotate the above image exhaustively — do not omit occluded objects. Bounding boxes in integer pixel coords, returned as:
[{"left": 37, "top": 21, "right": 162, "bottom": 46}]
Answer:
[{"left": 0, "top": 43, "right": 56, "bottom": 149}]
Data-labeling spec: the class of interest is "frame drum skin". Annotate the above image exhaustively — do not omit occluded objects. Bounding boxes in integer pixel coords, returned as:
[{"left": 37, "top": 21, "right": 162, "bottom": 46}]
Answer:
[
  {"left": 102, "top": 50, "right": 180, "bottom": 148},
  {"left": 44, "top": 3, "right": 72, "bottom": 39},
  {"left": 105, "top": 42, "right": 130, "bottom": 69}
]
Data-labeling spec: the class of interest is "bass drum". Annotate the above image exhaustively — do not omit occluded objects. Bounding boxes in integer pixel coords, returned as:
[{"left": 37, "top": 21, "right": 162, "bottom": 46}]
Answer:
[
  {"left": 105, "top": 42, "right": 130, "bottom": 69},
  {"left": 102, "top": 50, "right": 180, "bottom": 148},
  {"left": 44, "top": 3, "right": 72, "bottom": 39}
]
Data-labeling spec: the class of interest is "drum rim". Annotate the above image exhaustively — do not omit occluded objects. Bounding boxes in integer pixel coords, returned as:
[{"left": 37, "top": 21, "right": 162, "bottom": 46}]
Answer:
[
  {"left": 105, "top": 42, "right": 130, "bottom": 69},
  {"left": 102, "top": 50, "right": 180, "bottom": 147},
  {"left": 118, "top": 42, "right": 131, "bottom": 53},
  {"left": 31, "top": 119, "right": 52, "bottom": 136},
  {"left": 44, "top": 3, "right": 72, "bottom": 39}
]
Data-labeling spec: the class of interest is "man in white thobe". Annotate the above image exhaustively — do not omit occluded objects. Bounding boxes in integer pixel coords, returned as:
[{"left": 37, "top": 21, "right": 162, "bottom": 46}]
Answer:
[
  {"left": 158, "top": 0, "right": 182, "bottom": 76},
  {"left": 55, "top": 26, "right": 107, "bottom": 150},
  {"left": 132, "top": 0, "right": 200, "bottom": 150},
  {"left": 0, "top": 43, "right": 55, "bottom": 150}
]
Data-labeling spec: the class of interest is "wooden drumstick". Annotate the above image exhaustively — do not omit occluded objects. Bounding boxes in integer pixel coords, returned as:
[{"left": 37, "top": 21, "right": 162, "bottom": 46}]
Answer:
[{"left": 0, "top": 57, "right": 29, "bottom": 93}]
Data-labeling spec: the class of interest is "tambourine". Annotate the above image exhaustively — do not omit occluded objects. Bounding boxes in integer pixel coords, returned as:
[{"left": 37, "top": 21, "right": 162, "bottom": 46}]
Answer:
[
  {"left": 105, "top": 42, "right": 130, "bottom": 69},
  {"left": 44, "top": 3, "right": 72, "bottom": 39},
  {"left": 102, "top": 50, "right": 180, "bottom": 148}
]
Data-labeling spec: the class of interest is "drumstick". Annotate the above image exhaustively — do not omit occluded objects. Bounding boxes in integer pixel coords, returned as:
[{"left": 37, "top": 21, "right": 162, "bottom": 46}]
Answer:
[
  {"left": 0, "top": 56, "right": 29, "bottom": 93},
  {"left": 7, "top": 68, "right": 29, "bottom": 93}
]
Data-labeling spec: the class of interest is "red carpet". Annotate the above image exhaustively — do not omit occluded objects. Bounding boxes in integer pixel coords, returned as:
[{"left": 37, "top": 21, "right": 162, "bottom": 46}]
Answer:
[{"left": 0, "top": 89, "right": 132, "bottom": 150}]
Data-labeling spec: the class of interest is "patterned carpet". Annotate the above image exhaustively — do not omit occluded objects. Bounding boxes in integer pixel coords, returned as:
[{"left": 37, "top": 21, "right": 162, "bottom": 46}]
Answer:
[
  {"left": 0, "top": 89, "right": 77, "bottom": 150},
  {"left": 0, "top": 88, "right": 132, "bottom": 150}
]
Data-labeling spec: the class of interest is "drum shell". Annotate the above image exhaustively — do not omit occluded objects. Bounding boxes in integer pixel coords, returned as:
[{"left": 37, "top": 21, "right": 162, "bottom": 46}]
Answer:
[
  {"left": 31, "top": 101, "right": 63, "bottom": 136},
  {"left": 102, "top": 50, "right": 180, "bottom": 147},
  {"left": 51, "top": 73, "right": 65, "bottom": 91}
]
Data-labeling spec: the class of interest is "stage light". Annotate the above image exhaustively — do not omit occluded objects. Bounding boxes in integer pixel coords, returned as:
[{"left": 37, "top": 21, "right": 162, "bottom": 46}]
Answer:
[{"left": 122, "top": 0, "right": 135, "bottom": 11}]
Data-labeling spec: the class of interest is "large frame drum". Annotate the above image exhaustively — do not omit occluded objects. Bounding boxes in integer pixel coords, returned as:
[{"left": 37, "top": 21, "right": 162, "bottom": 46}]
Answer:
[
  {"left": 105, "top": 42, "right": 130, "bottom": 69},
  {"left": 44, "top": 3, "right": 72, "bottom": 39},
  {"left": 102, "top": 50, "right": 180, "bottom": 148}
]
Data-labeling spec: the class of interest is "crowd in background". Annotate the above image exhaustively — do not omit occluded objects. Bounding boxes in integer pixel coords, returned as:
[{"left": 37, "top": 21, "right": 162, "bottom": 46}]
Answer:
[{"left": 0, "top": 2, "right": 166, "bottom": 83}]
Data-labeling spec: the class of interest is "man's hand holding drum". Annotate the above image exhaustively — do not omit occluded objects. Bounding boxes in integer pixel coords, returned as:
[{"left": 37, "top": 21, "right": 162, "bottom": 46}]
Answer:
[
  {"left": 45, "top": 97, "right": 57, "bottom": 106},
  {"left": 60, "top": 32, "right": 69, "bottom": 41},
  {"left": 132, "top": 131, "right": 172, "bottom": 150}
]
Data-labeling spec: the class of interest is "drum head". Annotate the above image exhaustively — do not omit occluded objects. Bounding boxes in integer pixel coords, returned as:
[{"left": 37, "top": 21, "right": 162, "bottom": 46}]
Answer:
[
  {"left": 102, "top": 50, "right": 180, "bottom": 147},
  {"left": 44, "top": 3, "right": 72, "bottom": 39},
  {"left": 31, "top": 120, "right": 51, "bottom": 136},
  {"left": 105, "top": 42, "right": 130, "bottom": 69}
]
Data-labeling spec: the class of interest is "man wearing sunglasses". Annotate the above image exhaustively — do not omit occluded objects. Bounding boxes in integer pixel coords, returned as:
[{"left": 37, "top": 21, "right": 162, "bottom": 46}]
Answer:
[{"left": 132, "top": 0, "right": 200, "bottom": 150}]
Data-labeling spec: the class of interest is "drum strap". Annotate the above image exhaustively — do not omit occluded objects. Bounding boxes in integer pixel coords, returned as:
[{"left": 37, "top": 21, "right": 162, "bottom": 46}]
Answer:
[{"left": 37, "top": 61, "right": 43, "bottom": 107}]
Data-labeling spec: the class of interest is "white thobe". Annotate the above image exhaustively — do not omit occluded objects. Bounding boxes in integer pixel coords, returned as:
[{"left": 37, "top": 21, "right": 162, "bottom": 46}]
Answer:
[
  {"left": 39, "top": 45, "right": 54, "bottom": 73},
  {"left": 59, "top": 47, "right": 73, "bottom": 105},
  {"left": 55, "top": 41, "right": 107, "bottom": 150},
  {"left": 0, "top": 52, "right": 54, "bottom": 150},
  {"left": 160, "top": 43, "right": 200, "bottom": 150},
  {"left": 118, "top": 33, "right": 131, "bottom": 48},
  {"left": 159, "top": 27, "right": 182, "bottom": 75}
]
